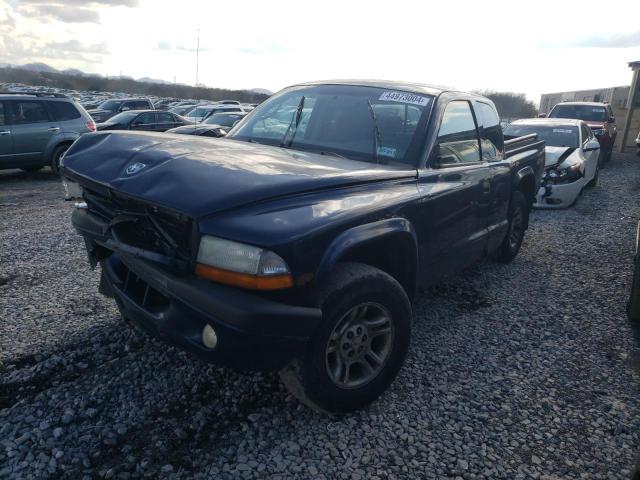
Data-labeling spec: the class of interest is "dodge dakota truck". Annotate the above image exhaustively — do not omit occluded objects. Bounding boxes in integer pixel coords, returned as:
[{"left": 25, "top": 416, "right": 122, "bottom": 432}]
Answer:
[{"left": 61, "top": 81, "right": 544, "bottom": 414}]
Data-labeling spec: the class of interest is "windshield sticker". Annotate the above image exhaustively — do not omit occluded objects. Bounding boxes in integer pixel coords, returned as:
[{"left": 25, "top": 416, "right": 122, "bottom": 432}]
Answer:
[
  {"left": 379, "top": 91, "right": 430, "bottom": 107},
  {"left": 377, "top": 146, "right": 397, "bottom": 158},
  {"left": 553, "top": 128, "right": 573, "bottom": 133},
  {"left": 592, "top": 108, "right": 605, "bottom": 112}
]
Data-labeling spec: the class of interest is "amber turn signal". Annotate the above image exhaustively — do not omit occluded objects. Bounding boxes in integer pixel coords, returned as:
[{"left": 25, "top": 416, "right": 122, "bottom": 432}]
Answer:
[{"left": 195, "top": 263, "right": 293, "bottom": 290}]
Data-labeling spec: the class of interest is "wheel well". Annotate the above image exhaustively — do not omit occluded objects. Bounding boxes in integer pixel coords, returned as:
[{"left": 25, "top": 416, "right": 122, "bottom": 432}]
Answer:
[
  {"left": 517, "top": 175, "right": 535, "bottom": 206},
  {"left": 337, "top": 235, "right": 416, "bottom": 301}
]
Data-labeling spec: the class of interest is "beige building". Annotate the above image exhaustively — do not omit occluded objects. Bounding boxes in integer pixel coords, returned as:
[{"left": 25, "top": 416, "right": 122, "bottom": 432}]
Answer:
[{"left": 539, "top": 83, "right": 640, "bottom": 150}]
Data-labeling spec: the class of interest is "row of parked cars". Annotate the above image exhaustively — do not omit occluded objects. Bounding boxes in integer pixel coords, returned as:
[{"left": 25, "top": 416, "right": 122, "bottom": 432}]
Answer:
[{"left": 0, "top": 92, "right": 250, "bottom": 172}]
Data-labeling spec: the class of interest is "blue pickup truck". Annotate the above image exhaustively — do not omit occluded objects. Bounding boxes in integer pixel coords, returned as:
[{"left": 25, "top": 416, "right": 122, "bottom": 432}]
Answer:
[{"left": 62, "top": 80, "right": 544, "bottom": 413}]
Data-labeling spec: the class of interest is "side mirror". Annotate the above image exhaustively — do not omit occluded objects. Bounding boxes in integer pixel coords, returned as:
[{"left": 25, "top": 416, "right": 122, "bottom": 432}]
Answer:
[
  {"left": 120, "top": 106, "right": 130, "bottom": 112},
  {"left": 537, "top": 113, "right": 547, "bottom": 118},
  {"left": 584, "top": 139, "right": 600, "bottom": 152},
  {"left": 609, "top": 116, "right": 615, "bottom": 123}
]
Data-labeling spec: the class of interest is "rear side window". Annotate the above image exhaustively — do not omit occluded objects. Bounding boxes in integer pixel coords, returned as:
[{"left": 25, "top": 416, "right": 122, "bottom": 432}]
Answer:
[
  {"left": 475, "top": 102, "right": 503, "bottom": 160},
  {"left": 157, "top": 112, "right": 173, "bottom": 123},
  {"left": 48, "top": 101, "right": 81, "bottom": 121},
  {"left": 135, "top": 100, "right": 151, "bottom": 109},
  {"left": 8, "top": 100, "right": 50, "bottom": 124},
  {"left": 434, "top": 101, "right": 481, "bottom": 166}
]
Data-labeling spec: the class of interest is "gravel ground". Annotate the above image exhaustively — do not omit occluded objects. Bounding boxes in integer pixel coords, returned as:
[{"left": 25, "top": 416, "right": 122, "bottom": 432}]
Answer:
[{"left": 1, "top": 154, "right": 640, "bottom": 480}]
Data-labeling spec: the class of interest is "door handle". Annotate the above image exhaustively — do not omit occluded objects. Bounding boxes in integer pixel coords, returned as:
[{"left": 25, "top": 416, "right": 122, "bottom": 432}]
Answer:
[
  {"left": 0, "top": 130, "right": 10, "bottom": 136},
  {"left": 47, "top": 127, "right": 60, "bottom": 132}
]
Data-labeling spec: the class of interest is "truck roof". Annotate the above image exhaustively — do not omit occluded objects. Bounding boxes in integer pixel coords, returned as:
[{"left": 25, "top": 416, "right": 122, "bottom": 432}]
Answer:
[
  {"left": 292, "top": 79, "right": 457, "bottom": 97},
  {"left": 552, "top": 101, "right": 609, "bottom": 107},
  {"left": 511, "top": 118, "right": 584, "bottom": 127}
]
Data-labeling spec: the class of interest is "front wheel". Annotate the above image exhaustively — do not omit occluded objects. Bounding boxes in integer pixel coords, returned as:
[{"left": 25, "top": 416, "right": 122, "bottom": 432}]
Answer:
[
  {"left": 628, "top": 253, "right": 640, "bottom": 323},
  {"left": 280, "top": 262, "right": 412, "bottom": 414},
  {"left": 495, "top": 190, "right": 529, "bottom": 263},
  {"left": 587, "top": 163, "right": 599, "bottom": 188}
]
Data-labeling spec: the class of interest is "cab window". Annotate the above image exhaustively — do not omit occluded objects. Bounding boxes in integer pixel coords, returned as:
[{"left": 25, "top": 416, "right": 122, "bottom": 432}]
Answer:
[
  {"left": 475, "top": 102, "right": 503, "bottom": 160},
  {"left": 433, "top": 101, "right": 481, "bottom": 166}
]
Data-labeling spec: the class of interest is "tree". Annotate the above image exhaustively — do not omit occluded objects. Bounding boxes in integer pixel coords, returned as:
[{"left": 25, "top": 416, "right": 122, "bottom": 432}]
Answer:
[{"left": 474, "top": 90, "right": 538, "bottom": 120}]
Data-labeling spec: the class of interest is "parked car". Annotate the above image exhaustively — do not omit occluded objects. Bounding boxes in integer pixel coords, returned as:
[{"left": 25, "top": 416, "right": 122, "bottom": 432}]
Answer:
[
  {"left": 61, "top": 80, "right": 544, "bottom": 413},
  {"left": 166, "top": 112, "right": 247, "bottom": 136},
  {"left": 0, "top": 92, "right": 96, "bottom": 173},
  {"left": 504, "top": 119, "right": 600, "bottom": 208},
  {"left": 96, "top": 110, "right": 189, "bottom": 132},
  {"left": 547, "top": 102, "right": 617, "bottom": 163},
  {"left": 88, "top": 98, "right": 154, "bottom": 123},
  {"left": 168, "top": 104, "right": 197, "bottom": 116},
  {"left": 183, "top": 104, "right": 244, "bottom": 123}
]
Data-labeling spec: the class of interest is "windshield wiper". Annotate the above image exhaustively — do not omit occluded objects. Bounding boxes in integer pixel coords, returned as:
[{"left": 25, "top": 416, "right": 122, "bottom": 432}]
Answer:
[
  {"left": 366, "top": 99, "right": 381, "bottom": 164},
  {"left": 281, "top": 95, "right": 305, "bottom": 148}
]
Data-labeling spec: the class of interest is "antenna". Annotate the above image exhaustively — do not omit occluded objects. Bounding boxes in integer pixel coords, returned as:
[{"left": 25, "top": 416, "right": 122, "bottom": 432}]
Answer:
[{"left": 195, "top": 28, "right": 200, "bottom": 128}]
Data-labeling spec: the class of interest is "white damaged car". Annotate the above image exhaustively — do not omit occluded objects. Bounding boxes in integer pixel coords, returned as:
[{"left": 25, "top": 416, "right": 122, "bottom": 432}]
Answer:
[{"left": 504, "top": 119, "right": 600, "bottom": 209}]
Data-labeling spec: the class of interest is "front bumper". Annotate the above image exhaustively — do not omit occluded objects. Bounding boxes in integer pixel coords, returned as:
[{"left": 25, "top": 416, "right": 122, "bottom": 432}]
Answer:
[
  {"left": 534, "top": 178, "right": 584, "bottom": 209},
  {"left": 72, "top": 208, "right": 322, "bottom": 371}
]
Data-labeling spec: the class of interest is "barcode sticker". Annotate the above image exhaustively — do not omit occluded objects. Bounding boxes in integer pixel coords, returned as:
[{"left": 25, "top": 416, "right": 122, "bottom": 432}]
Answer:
[{"left": 379, "top": 91, "right": 430, "bottom": 107}]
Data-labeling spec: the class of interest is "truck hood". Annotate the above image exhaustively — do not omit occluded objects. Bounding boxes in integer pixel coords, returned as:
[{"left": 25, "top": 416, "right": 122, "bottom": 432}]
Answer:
[
  {"left": 62, "top": 131, "right": 416, "bottom": 218},
  {"left": 544, "top": 146, "right": 576, "bottom": 167}
]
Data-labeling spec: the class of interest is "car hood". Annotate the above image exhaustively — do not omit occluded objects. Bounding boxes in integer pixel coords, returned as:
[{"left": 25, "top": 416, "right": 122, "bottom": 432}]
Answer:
[
  {"left": 62, "top": 131, "right": 416, "bottom": 218},
  {"left": 544, "top": 146, "right": 577, "bottom": 167}
]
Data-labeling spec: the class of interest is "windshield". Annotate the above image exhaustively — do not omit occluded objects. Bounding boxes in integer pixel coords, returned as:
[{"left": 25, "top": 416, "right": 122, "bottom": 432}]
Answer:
[
  {"left": 549, "top": 105, "right": 608, "bottom": 122},
  {"left": 227, "top": 85, "right": 432, "bottom": 166},
  {"left": 504, "top": 124, "right": 579, "bottom": 148},
  {"left": 205, "top": 113, "right": 245, "bottom": 127},
  {"left": 98, "top": 99, "right": 123, "bottom": 111},
  {"left": 186, "top": 107, "right": 214, "bottom": 118},
  {"left": 106, "top": 111, "right": 141, "bottom": 124}
]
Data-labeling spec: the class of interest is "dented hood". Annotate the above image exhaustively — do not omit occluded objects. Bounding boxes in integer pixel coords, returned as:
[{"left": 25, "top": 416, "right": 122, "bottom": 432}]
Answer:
[
  {"left": 544, "top": 146, "right": 576, "bottom": 167},
  {"left": 62, "top": 131, "right": 415, "bottom": 218}
]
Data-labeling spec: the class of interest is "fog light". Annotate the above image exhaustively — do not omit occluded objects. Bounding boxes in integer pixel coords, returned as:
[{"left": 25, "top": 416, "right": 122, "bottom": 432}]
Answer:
[{"left": 202, "top": 324, "right": 218, "bottom": 349}]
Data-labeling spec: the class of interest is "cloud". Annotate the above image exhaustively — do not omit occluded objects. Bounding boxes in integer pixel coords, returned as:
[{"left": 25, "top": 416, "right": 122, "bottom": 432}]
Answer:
[
  {"left": 18, "top": 0, "right": 140, "bottom": 6},
  {"left": 14, "top": 0, "right": 140, "bottom": 24},
  {"left": 572, "top": 31, "right": 640, "bottom": 48},
  {"left": 18, "top": 4, "right": 100, "bottom": 23},
  {"left": 237, "top": 44, "right": 287, "bottom": 55}
]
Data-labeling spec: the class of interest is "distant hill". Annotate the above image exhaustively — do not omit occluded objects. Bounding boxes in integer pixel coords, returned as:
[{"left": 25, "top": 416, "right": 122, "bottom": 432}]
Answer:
[
  {"left": 0, "top": 64, "right": 270, "bottom": 103},
  {"left": 251, "top": 88, "right": 274, "bottom": 96}
]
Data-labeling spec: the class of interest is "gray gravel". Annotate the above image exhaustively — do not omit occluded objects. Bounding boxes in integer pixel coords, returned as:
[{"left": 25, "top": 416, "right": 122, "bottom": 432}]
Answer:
[{"left": 1, "top": 155, "right": 640, "bottom": 479}]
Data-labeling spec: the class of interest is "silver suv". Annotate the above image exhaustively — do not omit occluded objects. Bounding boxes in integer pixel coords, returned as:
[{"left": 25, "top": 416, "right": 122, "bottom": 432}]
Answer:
[{"left": 0, "top": 93, "right": 96, "bottom": 173}]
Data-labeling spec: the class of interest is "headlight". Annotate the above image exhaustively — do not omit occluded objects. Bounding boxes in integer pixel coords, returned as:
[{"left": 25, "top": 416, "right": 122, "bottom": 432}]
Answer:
[
  {"left": 593, "top": 129, "right": 604, "bottom": 137},
  {"left": 544, "top": 163, "right": 583, "bottom": 184},
  {"left": 195, "top": 236, "right": 292, "bottom": 290}
]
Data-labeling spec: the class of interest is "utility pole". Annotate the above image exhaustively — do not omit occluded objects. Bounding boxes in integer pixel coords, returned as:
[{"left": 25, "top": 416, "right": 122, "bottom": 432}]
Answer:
[
  {"left": 619, "top": 60, "right": 640, "bottom": 153},
  {"left": 195, "top": 29, "right": 200, "bottom": 89}
]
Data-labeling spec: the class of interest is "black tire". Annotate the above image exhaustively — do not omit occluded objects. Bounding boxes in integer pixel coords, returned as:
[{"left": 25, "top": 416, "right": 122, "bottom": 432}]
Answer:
[
  {"left": 495, "top": 190, "right": 528, "bottom": 263},
  {"left": 628, "top": 253, "right": 640, "bottom": 324},
  {"left": 20, "top": 166, "right": 43, "bottom": 173},
  {"left": 279, "top": 262, "right": 412, "bottom": 414},
  {"left": 587, "top": 163, "right": 599, "bottom": 188},
  {"left": 50, "top": 144, "right": 70, "bottom": 175}
]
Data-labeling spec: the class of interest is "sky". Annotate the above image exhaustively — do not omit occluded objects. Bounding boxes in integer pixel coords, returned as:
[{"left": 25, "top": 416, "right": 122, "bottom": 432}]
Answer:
[{"left": 1, "top": 0, "right": 640, "bottom": 103}]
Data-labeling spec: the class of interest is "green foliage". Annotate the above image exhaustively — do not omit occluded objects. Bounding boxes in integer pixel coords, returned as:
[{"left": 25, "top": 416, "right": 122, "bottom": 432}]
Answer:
[
  {"left": 474, "top": 90, "right": 538, "bottom": 120},
  {"left": 0, "top": 67, "right": 269, "bottom": 103}
]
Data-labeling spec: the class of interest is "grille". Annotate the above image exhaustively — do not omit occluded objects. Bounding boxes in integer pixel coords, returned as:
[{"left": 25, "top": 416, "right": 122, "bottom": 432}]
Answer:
[
  {"left": 84, "top": 188, "right": 193, "bottom": 259},
  {"left": 112, "top": 259, "right": 170, "bottom": 312}
]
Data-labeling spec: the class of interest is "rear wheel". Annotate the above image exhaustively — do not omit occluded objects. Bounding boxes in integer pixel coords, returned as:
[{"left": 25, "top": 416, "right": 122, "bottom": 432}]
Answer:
[
  {"left": 495, "top": 190, "right": 528, "bottom": 263},
  {"left": 51, "top": 144, "right": 70, "bottom": 175},
  {"left": 280, "top": 262, "right": 411, "bottom": 414}
]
